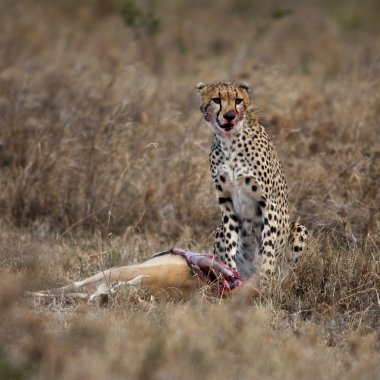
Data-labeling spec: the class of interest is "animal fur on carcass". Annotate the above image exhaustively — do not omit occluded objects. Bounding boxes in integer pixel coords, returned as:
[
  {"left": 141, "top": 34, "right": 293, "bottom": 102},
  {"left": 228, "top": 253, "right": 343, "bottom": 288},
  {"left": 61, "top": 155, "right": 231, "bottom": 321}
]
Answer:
[{"left": 30, "top": 248, "right": 258, "bottom": 302}]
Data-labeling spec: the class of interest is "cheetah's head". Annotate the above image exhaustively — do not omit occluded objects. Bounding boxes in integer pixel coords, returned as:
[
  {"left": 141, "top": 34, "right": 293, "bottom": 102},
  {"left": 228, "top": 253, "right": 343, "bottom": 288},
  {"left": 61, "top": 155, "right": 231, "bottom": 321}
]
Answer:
[{"left": 196, "top": 81, "right": 250, "bottom": 135}]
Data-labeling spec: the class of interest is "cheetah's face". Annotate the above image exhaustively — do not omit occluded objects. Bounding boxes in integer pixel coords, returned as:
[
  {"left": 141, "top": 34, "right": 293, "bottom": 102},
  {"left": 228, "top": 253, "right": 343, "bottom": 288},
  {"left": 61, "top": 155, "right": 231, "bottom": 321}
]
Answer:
[{"left": 196, "top": 81, "right": 250, "bottom": 135}]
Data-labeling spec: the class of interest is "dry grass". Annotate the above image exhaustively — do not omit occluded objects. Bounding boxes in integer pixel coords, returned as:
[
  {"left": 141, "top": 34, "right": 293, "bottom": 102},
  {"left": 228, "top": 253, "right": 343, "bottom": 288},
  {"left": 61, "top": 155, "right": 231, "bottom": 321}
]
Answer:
[{"left": 0, "top": 0, "right": 379, "bottom": 379}]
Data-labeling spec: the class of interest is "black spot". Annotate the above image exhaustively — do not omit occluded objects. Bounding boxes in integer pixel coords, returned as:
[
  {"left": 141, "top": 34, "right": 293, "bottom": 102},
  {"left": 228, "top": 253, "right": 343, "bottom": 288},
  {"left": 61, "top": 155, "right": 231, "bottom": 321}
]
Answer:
[
  {"left": 223, "top": 215, "right": 229, "bottom": 223},
  {"left": 220, "top": 175, "right": 226, "bottom": 183},
  {"left": 245, "top": 177, "right": 251, "bottom": 185},
  {"left": 256, "top": 205, "right": 263, "bottom": 217},
  {"left": 252, "top": 185, "right": 257, "bottom": 192},
  {"left": 227, "top": 232, "right": 232, "bottom": 239},
  {"left": 219, "top": 197, "right": 231, "bottom": 204},
  {"left": 259, "top": 200, "right": 266, "bottom": 208},
  {"left": 268, "top": 213, "right": 272, "bottom": 220},
  {"left": 264, "top": 218, "right": 269, "bottom": 225},
  {"left": 270, "top": 226, "right": 277, "bottom": 233},
  {"left": 229, "top": 224, "right": 235, "bottom": 231},
  {"left": 217, "top": 185, "right": 223, "bottom": 191},
  {"left": 294, "top": 246, "right": 300, "bottom": 252},
  {"left": 231, "top": 214, "right": 239, "bottom": 222}
]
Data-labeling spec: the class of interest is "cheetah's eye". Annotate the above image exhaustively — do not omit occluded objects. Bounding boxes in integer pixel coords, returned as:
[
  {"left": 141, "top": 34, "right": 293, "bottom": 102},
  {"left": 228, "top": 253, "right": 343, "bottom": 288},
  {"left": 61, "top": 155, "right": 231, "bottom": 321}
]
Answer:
[
  {"left": 212, "top": 98, "right": 221, "bottom": 104},
  {"left": 235, "top": 98, "right": 243, "bottom": 105}
]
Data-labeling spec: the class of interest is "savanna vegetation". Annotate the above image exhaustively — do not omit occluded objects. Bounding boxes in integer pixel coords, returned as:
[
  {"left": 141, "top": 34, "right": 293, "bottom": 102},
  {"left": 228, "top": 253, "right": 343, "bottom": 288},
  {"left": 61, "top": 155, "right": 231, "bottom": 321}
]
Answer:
[{"left": 0, "top": 0, "right": 379, "bottom": 379}]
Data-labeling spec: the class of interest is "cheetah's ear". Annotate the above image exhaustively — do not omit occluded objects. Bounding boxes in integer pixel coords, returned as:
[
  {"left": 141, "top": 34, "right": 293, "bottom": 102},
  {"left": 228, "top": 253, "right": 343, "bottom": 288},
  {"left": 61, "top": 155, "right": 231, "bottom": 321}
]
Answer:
[
  {"left": 196, "top": 82, "right": 207, "bottom": 91},
  {"left": 238, "top": 82, "right": 250, "bottom": 93}
]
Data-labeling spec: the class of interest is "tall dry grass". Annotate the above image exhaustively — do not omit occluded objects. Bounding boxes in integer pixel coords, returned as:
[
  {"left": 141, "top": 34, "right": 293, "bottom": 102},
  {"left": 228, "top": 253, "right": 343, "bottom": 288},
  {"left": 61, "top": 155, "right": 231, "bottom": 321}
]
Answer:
[{"left": 0, "top": 0, "right": 379, "bottom": 379}]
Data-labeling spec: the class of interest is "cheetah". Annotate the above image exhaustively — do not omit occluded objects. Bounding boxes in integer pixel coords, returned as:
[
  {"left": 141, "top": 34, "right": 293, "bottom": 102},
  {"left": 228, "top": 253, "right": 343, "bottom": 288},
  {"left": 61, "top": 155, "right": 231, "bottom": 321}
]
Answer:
[{"left": 196, "top": 81, "right": 308, "bottom": 278}]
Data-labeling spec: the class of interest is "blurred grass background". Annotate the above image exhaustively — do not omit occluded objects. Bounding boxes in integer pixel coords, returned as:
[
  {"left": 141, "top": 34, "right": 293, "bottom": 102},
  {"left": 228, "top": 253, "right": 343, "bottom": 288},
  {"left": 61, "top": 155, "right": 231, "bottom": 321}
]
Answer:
[{"left": 0, "top": 0, "right": 379, "bottom": 379}]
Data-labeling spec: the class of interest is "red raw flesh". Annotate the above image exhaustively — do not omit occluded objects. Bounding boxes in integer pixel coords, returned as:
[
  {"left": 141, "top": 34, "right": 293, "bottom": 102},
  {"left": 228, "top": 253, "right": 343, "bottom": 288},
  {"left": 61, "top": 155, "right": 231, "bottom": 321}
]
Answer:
[{"left": 171, "top": 248, "right": 245, "bottom": 295}]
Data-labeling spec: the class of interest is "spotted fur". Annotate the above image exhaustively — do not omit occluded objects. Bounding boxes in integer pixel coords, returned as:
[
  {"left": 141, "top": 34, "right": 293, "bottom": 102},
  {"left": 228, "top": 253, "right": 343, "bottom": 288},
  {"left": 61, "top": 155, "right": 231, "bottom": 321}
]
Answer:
[{"left": 196, "top": 81, "right": 308, "bottom": 278}]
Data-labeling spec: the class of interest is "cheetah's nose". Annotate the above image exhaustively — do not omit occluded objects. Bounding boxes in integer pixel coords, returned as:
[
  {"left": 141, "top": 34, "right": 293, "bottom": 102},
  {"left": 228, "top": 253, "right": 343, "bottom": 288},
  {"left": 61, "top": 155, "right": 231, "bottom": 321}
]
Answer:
[{"left": 223, "top": 111, "right": 236, "bottom": 122}]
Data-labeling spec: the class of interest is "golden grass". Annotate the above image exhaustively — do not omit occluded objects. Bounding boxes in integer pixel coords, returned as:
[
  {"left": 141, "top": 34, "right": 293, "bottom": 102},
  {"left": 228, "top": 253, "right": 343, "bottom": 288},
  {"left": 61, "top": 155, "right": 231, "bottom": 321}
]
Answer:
[{"left": 0, "top": 0, "right": 379, "bottom": 378}]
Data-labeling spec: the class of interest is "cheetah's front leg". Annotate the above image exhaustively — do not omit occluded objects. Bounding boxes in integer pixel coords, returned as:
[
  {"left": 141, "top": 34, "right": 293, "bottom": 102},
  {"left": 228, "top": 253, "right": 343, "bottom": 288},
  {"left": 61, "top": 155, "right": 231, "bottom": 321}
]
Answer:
[
  {"left": 258, "top": 200, "right": 278, "bottom": 276},
  {"left": 236, "top": 174, "right": 278, "bottom": 276},
  {"left": 214, "top": 191, "right": 240, "bottom": 270}
]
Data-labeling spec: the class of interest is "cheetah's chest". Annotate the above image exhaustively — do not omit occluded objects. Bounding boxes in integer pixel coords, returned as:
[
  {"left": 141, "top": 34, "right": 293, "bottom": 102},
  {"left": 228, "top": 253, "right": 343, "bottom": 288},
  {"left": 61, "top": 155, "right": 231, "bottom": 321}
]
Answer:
[{"left": 215, "top": 158, "right": 256, "bottom": 221}]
